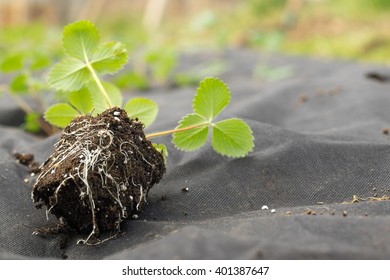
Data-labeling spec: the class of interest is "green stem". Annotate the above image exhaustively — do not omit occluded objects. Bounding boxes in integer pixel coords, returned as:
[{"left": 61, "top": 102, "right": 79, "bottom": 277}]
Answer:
[
  {"left": 83, "top": 41, "right": 112, "bottom": 108},
  {"left": 146, "top": 122, "right": 209, "bottom": 139}
]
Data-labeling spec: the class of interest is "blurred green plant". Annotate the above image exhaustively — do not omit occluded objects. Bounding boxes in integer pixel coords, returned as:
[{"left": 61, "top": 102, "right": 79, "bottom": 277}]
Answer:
[{"left": 0, "top": 50, "right": 55, "bottom": 134}]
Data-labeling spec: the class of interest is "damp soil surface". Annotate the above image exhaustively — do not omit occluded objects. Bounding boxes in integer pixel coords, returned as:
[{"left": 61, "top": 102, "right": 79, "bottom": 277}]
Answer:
[{"left": 31, "top": 107, "right": 165, "bottom": 244}]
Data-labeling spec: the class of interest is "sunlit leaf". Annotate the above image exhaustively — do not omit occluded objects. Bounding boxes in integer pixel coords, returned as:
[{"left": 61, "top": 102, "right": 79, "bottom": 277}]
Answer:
[
  {"left": 44, "top": 103, "right": 80, "bottom": 128},
  {"left": 212, "top": 118, "right": 254, "bottom": 158},
  {"left": 1, "top": 53, "right": 24, "bottom": 73},
  {"left": 124, "top": 97, "right": 158, "bottom": 127},
  {"left": 173, "top": 113, "right": 209, "bottom": 151},
  {"left": 91, "top": 41, "right": 128, "bottom": 74},
  {"left": 88, "top": 81, "right": 122, "bottom": 115},
  {"left": 48, "top": 58, "right": 90, "bottom": 92},
  {"left": 69, "top": 88, "right": 93, "bottom": 114},
  {"left": 152, "top": 143, "right": 168, "bottom": 163},
  {"left": 193, "top": 77, "right": 231, "bottom": 120},
  {"left": 62, "top": 20, "right": 99, "bottom": 60},
  {"left": 10, "top": 73, "right": 28, "bottom": 94},
  {"left": 30, "top": 52, "right": 51, "bottom": 71}
]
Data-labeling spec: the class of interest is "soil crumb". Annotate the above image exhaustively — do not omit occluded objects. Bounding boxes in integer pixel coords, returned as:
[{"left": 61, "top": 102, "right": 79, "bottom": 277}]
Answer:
[
  {"left": 15, "top": 152, "right": 41, "bottom": 174},
  {"left": 366, "top": 72, "right": 390, "bottom": 83}
]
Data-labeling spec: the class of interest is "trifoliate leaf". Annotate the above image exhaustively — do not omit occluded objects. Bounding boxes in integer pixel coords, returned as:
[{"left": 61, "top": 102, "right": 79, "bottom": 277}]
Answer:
[
  {"left": 48, "top": 58, "right": 90, "bottom": 92},
  {"left": 193, "top": 77, "right": 231, "bottom": 120},
  {"left": 152, "top": 143, "right": 168, "bottom": 163},
  {"left": 0, "top": 53, "right": 24, "bottom": 73},
  {"left": 124, "top": 97, "right": 158, "bottom": 128},
  {"left": 212, "top": 118, "right": 254, "bottom": 158},
  {"left": 91, "top": 41, "right": 128, "bottom": 74},
  {"left": 173, "top": 113, "right": 209, "bottom": 151},
  {"left": 10, "top": 73, "right": 28, "bottom": 94},
  {"left": 69, "top": 88, "right": 93, "bottom": 114},
  {"left": 88, "top": 81, "right": 122, "bottom": 115},
  {"left": 44, "top": 103, "right": 80, "bottom": 128},
  {"left": 62, "top": 20, "right": 99, "bottom": 60},
  {"left": 50, "top": 20, "right": 128, "bottom": 96}
]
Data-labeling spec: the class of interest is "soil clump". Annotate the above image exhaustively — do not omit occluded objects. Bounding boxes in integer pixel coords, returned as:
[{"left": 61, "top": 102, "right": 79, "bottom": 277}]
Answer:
[{"left": 31, "top": 107, "right": 165, "bottom": 244}]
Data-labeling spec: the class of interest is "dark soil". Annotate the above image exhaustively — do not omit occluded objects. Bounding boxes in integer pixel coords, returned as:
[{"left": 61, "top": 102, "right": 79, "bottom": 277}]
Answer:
[
  {"left": 14, "top": 152, "right": 40, "bottom": 173},
  {"left": 31, "top": 107, "right": 166, "bottom": 244}
]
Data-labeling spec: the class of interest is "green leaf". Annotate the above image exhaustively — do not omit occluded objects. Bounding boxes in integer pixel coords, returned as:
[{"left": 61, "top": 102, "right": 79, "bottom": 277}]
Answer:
[
  {"left": 212, "top": 118, "right": 254, "bottom": 158},
  {"left": 113, "top": 71, "right": 149, "bottom": 90},
  {"left": 145, "top": 49, "right": 177, "bottom": 82},
  {"left": 1, "top": 53, "right": 24, "bottom": 73},
  {"left": 88, "top": 81, "right": 122, "bottom": 114},
  {"left": 69, "top": 88, "right": 93, "bottom": 114},
  {"left": 48, "top": 58, "right": 90, "bottom": 92},
  {"left": 124, "top": 97, "right": 158, "bottom": 127},
  {"left": 24, "top": 112, "right": 41, "bottom": 133},
  {"left": 173, "top": 113, "right": 209, "bottom": 151},
  {"left": 91, "top": 41, "right": 128, "bottom": 74},
  {"left": 44, "top": 103, "right": 80, "bottom": 128},
  {"left": 30, "top": 52, "right": 51, "bottom": 71},
  {"left": 152, "top": 143, "right": 168, "bottom": 163},
  {"left": 10, "top": 73, "right": 28, "bottom": 94},
  {"left": 193, "top": 77, "right": 231, "bottom": 120},
  {"left": 62, "top": 20, "right": 99, "bottom": 60}
]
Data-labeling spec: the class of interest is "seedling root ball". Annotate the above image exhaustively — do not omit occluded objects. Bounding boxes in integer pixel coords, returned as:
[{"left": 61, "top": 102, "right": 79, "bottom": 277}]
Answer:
[{"left": 32, "top": 107, "right": 165, "bottom": 244}]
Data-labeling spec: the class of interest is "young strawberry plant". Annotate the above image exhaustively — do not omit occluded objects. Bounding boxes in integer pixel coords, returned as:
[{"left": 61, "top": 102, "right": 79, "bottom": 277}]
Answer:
[{"left": 31, "top": 20, "right": 254, "bottom": 245}]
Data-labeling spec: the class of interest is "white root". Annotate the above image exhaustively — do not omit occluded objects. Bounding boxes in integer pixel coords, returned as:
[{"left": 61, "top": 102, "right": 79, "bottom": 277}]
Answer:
[{"left": 33, "top": 118, "right": 155, "bottom": 245}]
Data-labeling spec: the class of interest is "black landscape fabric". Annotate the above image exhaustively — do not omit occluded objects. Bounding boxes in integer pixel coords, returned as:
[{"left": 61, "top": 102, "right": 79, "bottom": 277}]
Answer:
[{"left": 1, "top": 49, "right": 390, "bottom": 259}]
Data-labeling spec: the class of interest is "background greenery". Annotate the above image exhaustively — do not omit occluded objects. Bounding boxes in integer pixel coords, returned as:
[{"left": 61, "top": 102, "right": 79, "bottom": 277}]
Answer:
[
  {"left": 1, "top": 0, "right": 390, "bottom": 65},
  {"left": 1, "top": 0, "right": 390, "bottom": 134}
]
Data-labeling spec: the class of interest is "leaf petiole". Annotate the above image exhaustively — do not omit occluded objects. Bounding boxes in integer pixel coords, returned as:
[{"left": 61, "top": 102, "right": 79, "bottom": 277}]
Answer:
[
  {"left": 145, "top": 121, "right": 210, "bottom": 139},
  {"left": 82, "top": 40, "right": 112, "bottom": 108}
]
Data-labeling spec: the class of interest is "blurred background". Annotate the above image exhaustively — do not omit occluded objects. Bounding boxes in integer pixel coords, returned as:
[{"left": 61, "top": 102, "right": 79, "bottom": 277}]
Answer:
[
  {"left": 1, "top": 0, "right": 390, "bottom": 63},
  {"left": 1, "top": 0, "right": 390, "bottom": 134}
]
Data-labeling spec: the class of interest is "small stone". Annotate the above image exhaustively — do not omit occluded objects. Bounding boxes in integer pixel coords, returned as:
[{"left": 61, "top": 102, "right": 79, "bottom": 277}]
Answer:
[
  {"left": 305, "top": 209, "right": 315, "bottom": 215},
  {"left": 132, "top": 214, "right": 139, "bottom": 219},
  {"left": 181, "top": 187, "right": 189, "bottom": 192},
  {"left": 271, "top": 209, "right": 276, "bottom": 213},
  {"left": 342, "top": 211, "right": 348, "bottom": 217},
  {"left": 114, "top": 117, "right": 120, "bottom": 122},
  {"left": 113, "top": 111, "right": 120, "bottom": 116},
  {"left": 30, "top": 173, "right": 35, "bottom": 177},
  {"left": 261, "top": 205, "right": 269, "bottom": 210},
  {"left": 23, "top": 178, "right": 29, "bottom": 183}
]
